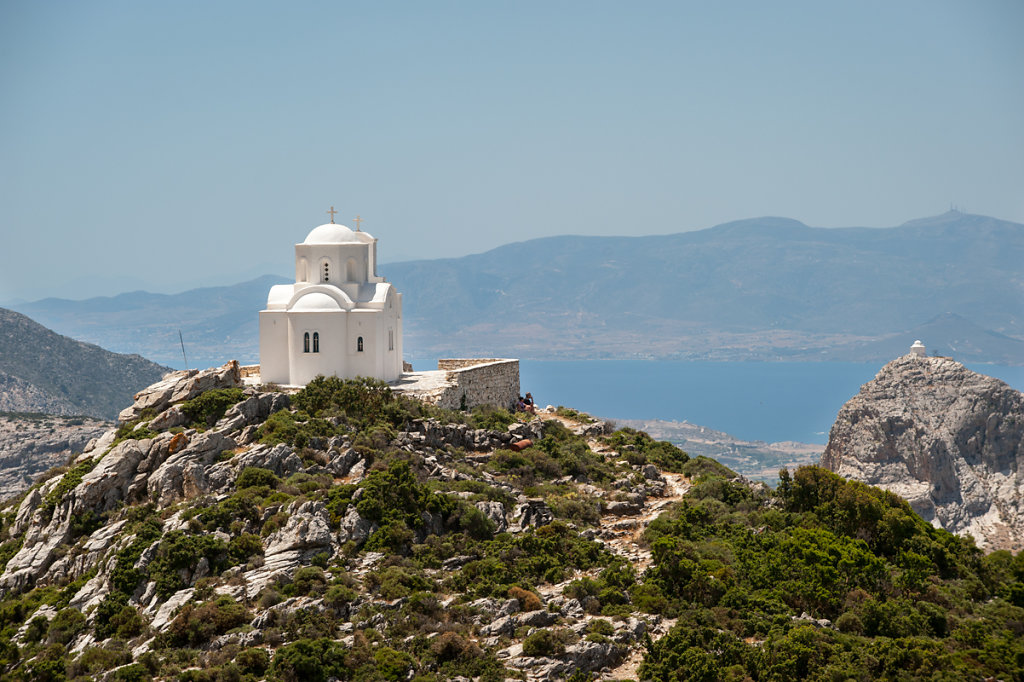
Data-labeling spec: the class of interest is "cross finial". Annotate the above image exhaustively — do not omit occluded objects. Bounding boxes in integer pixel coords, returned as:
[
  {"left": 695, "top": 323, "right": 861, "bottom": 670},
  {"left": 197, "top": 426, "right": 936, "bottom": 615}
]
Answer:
[
  {"left": 327, "top": 206, "right": 337, "bottom": 223},
  {"left": 353, "top": 214, "right": 363, "bottom": 231}
]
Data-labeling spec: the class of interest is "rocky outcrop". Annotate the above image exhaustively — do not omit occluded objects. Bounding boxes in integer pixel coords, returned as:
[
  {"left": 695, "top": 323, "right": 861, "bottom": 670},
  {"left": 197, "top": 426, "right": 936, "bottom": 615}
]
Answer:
[
  {"left": 821, "top": 354, "right": 1024, "bottom": 551},
  {"left": 118, "top": 360, "right": 241, "bottom": 423}
]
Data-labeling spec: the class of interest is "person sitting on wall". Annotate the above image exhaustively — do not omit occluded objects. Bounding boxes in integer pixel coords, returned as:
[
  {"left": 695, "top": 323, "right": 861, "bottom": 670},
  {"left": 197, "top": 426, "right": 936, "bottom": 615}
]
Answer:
[
  {"left": 524, "top": 392, "right": 537, "bottom": 415},
  {"left": 516, "top": 395, "right": 527, "bottom": 412}
]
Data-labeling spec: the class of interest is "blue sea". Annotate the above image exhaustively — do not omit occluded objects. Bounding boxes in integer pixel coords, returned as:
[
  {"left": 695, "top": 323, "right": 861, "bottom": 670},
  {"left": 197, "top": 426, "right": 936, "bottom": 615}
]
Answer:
[{"left": 410, "top": 359, "right": 1024, "bottom": 445}]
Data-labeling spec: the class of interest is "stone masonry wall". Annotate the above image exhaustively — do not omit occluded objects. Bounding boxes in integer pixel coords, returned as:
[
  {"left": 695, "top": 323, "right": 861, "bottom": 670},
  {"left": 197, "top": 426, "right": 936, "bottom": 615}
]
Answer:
[
  {"left": 433, "top": 359, "right": 519, "bottom": 410},
  {"left": 437, "top": 359, "right": 508, "bottom": 371}
]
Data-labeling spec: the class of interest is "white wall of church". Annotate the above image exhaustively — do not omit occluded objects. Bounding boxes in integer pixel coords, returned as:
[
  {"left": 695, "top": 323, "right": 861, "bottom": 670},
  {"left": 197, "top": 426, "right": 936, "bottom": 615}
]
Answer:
[
  {"left": 287, "top": 312, "right": 348, "bottom": 387},
  {"left": 258, "top": 311, "right": 290, "bottom": 384}
]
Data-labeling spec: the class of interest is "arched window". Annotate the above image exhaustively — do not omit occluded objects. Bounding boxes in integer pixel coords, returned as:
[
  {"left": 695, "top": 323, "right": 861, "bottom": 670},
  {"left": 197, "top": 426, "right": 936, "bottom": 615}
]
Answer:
[
  {"left": 388, "top": 330, "right": 394, "bottom": 351},
  {"left": 322, "top": 262, "right": 330, "bottom": 282},
  {"left": 312, "top": 332, "right": 319, "bottom": 353},
  {"left": 303, "top": 332, "right": 310, "bottom": 353},
  {"left": 357, "top": 336, "right": 364, "bottom": 352}
]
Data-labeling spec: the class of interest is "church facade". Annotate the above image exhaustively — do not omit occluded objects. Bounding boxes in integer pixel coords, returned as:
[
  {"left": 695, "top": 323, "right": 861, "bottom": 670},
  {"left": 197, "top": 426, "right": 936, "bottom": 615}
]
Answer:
[{"left": 258, "top": 219, "right": 403, "bottom": 386}]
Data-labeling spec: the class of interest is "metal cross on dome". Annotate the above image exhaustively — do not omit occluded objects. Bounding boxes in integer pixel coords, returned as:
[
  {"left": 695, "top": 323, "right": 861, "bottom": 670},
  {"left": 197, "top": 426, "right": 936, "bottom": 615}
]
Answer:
[
  {"left": 353, "top": 215, "right": 363, "bottom": 231},
  {"left": 326, "top": 206, "right": 337, "bottom": 224}
]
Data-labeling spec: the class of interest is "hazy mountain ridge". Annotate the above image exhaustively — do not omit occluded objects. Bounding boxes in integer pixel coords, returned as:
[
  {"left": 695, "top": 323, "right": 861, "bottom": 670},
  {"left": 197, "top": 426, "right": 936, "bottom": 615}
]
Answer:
[
  {"left": 10, "top": 211, "right": 1024, "bottom": 366},
  {"left": 0, "top": 308, "right": 169, "bottom": 420}
]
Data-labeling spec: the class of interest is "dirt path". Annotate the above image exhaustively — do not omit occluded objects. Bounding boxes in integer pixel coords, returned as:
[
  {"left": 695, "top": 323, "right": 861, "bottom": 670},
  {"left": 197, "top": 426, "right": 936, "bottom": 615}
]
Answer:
[{"left": 535, "top": 411, "right": 691, "bottom": 680}]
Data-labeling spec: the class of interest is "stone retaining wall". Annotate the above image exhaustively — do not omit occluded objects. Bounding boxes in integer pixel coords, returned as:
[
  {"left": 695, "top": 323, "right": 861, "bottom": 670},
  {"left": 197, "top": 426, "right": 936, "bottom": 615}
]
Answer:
[
  {"left": 437, "top": 358, "right": 508, "bottom": 371},
  {"left": 434, "top": 359, "right": 520, "bottom": 410}
]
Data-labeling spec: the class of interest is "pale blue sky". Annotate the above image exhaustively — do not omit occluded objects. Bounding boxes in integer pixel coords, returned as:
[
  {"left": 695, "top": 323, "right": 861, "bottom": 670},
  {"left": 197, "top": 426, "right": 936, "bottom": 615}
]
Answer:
[{"left": 2, "top": 1, "right": 1022, "bottom": 301}]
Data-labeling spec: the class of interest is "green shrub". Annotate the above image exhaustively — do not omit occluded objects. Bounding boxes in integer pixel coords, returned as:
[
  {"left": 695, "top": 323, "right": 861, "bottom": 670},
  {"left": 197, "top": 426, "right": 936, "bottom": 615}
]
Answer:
[
  {"left": 71, "top": 646, "right": 133, "bottom": 676},
  {"left": 270, "top": 638, "right": 348, "bottom": 682},
  {"left": 110, "top": 663, "right": 149, "bottom": 681},
  {"left": 236, "top": 647, "right": 270, "bottom": 676},
  {"left": 604, "top": 427, "right": 690, "bottom": 472},
  {"left": 160, "top": 596, "right": 250, "bottom": 648},
  {"left": 46, "top": 607, "right": 86, "bottom": 644},
  {"left": 40, "top": 458, "right": 97, "bottom": 520},
  {"left": 237, "top": 466, "right": 281, "bottom": 490},
  {"left": 373, "top": 647, "right": 415, "bottom": 681},
  {"left": 148, "top": 531, "right": 229, "bottom": 599},
  {"left": 228, "top": 532, "right": 264, "bottom": 565},
  {"left": 522, "top": 628, "right": 574, "bottom": 657},
  {"left": 469, "top": 405, "right": 516, "bottom": 431},
  {"left": 554, "top": 406, "right": 595, "bottom": 423},
  {"left": 285, "top": 566, "right": 328, "bottom": 597},
  {"left": 180, "top": 388, "right": 245, "bottom": 427}
]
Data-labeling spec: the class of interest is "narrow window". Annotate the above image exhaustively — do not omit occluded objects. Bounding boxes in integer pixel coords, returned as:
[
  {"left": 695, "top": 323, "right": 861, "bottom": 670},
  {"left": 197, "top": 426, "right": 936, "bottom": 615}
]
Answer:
[
  {"left": 388, "top": 330, "right": 394, "bottom": 351},
  {"left": 322, "top": 262, "right": 329, "bottom": 282},
  {"left": 312, "top": 332, "right": 320, "bottom": 353},
  {"left": 303, "top": 332, "right": 310, "bottom": 353},
  {"left": 357, "top": 336, "right": 364, "bottom": 352}
]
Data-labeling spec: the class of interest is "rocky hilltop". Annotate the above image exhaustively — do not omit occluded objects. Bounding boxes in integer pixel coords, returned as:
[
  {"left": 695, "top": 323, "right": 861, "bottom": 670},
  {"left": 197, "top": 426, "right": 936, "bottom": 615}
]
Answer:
[
  {"left": 821, "top": 354, "right": 1024, "bottom": 551},
  {"left": 1, "top": 362, "right": 1022, "bottom": 681}
]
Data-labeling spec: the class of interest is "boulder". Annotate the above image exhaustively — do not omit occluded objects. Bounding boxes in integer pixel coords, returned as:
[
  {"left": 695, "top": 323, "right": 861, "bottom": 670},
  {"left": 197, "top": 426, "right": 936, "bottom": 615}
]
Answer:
[
  {"left": 511, "top": 499, "right": 553, "bottom": 530},
  {"left": 214, "top": 392, "right": 290, "bottom": 434},
  {"left": 264, "top": 501, "right": 333, "bottom": 555},
  {"left": 233, "top": 443, "right": 304, "bottom": 479},
  {"left": 338, "top": 506, "right": 378, "bottom": 546},
  {"left": 147, "top": 431, "right": 237, "bottom": 508},
  {"left": 475, "top": 500, "right": 508, "bottom": 533}
]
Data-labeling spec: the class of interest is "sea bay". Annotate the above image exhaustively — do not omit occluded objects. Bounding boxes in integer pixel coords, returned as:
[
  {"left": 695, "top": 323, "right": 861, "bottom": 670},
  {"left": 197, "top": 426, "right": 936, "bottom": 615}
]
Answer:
[{"left": 497, "top": 360, "right": 1024, "bottom": 446}]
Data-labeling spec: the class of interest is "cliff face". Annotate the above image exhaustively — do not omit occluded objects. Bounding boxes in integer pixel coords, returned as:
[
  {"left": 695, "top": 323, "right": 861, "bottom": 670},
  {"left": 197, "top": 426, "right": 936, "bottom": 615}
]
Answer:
[{"left": 821, "top": 354, "right": 1024, "bottom": 551}]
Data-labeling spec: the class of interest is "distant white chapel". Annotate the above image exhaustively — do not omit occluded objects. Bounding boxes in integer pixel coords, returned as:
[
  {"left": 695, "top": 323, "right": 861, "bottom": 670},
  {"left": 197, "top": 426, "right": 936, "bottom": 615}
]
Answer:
[{"left": 258, "top": 211, "right": 403, "bottom": 386}]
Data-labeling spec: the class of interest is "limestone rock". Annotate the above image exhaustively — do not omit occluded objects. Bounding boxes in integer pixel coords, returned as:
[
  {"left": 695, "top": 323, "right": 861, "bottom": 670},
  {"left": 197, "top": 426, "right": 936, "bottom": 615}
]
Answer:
[
  {"left": 821, "top": 354, "right": 1024, "bottom": 551},
  {"left": 475, "top": 500, "right": 508, "bottom": 533},
  {"left": 264, "top": 500, "right": 333, "bottom": 555},
  {"left": 233, "top": 443, "right": 303, "bottom": 479},
  {"left": 511, "top": 499, "right": 553, "bottom": 530},
  {"left": 149, "top": 588, "right": 195, "bottom": 630},
  {"left": 147, "top": 431, "right": 237, "bottom": 507},
  {"left": 119, "top": 361, "right": 241, "bottom": 423},
  {"left": 338, "top": 506, "right": 378, "bottom": 546},
  {"left": 214, "top": 392, "right": 290, "bottom": 434}
]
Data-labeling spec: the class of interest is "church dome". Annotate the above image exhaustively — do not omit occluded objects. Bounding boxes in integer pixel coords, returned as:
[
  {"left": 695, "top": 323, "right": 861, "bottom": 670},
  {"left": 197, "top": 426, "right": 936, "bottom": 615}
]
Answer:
[
  {"left": 291, "top": 292, "right": 343, "bottom": 311},
  {"left": 303, "top": 223, "right": 363, "bottom": 244}
]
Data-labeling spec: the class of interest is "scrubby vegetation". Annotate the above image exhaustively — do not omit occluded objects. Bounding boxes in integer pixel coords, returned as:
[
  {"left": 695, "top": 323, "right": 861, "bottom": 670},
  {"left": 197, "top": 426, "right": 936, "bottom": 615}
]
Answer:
[
  {"left": 636, "top": 465, "right": 1024, "bottom": 681},
  {"left": 1, "top": 374, "right": 1022, "bottom": 682}
]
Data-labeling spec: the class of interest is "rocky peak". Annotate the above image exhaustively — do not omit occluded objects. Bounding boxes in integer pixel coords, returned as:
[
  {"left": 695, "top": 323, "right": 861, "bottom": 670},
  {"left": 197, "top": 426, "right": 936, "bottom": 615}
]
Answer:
[{"left": 821, "top": 353, "right": 1024, "bottom": 551}]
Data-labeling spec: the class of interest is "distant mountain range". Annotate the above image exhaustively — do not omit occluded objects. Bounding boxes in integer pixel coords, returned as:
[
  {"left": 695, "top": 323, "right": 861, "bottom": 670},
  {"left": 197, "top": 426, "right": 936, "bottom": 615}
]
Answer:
[
  {"left": 10, "top": 211, "right": 1024, "bottom": 366},
  {"left": 0, "top": 308, "right": 169, "bottom": 419}
]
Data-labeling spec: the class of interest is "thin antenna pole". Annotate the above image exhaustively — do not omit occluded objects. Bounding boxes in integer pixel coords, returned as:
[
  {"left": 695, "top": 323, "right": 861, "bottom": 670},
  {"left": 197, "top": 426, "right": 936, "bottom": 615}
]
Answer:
[{"left": 179, "top": 330, "right": 189, "bottom": 370}]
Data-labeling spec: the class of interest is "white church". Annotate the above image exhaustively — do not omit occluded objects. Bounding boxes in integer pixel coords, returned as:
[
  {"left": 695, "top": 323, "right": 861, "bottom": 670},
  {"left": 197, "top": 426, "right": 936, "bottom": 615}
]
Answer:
[{"left": 258, "top": 214, "right": 403, "bottom": 386}]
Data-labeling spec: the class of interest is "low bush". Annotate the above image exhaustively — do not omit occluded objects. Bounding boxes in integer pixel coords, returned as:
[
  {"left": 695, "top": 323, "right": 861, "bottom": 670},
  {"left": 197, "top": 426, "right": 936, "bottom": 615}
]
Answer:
[
  {"left": 180, "top": 388, "right": 245, "bottom": 427},
  {"left": 236, "top": 466, "right": 281, "bottom": 490},
  {"left": 522, "top": 627, "right": 575, "bottom": 657},
  {"left": 508, "top": 586, "right": 543, "bottom": 612},
  {"left": 159, "top": 596, "right": 250, "bottom": 648}
]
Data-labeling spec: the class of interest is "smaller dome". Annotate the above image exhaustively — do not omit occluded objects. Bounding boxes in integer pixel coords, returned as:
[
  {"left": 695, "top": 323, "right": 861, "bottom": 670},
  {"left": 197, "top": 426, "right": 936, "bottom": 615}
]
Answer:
[
  {"left": 303, "top": 223, "right": 362, "bottom": 244},
  {"left": 291, "top": 292, "right": 342, "bottom": 311}
]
